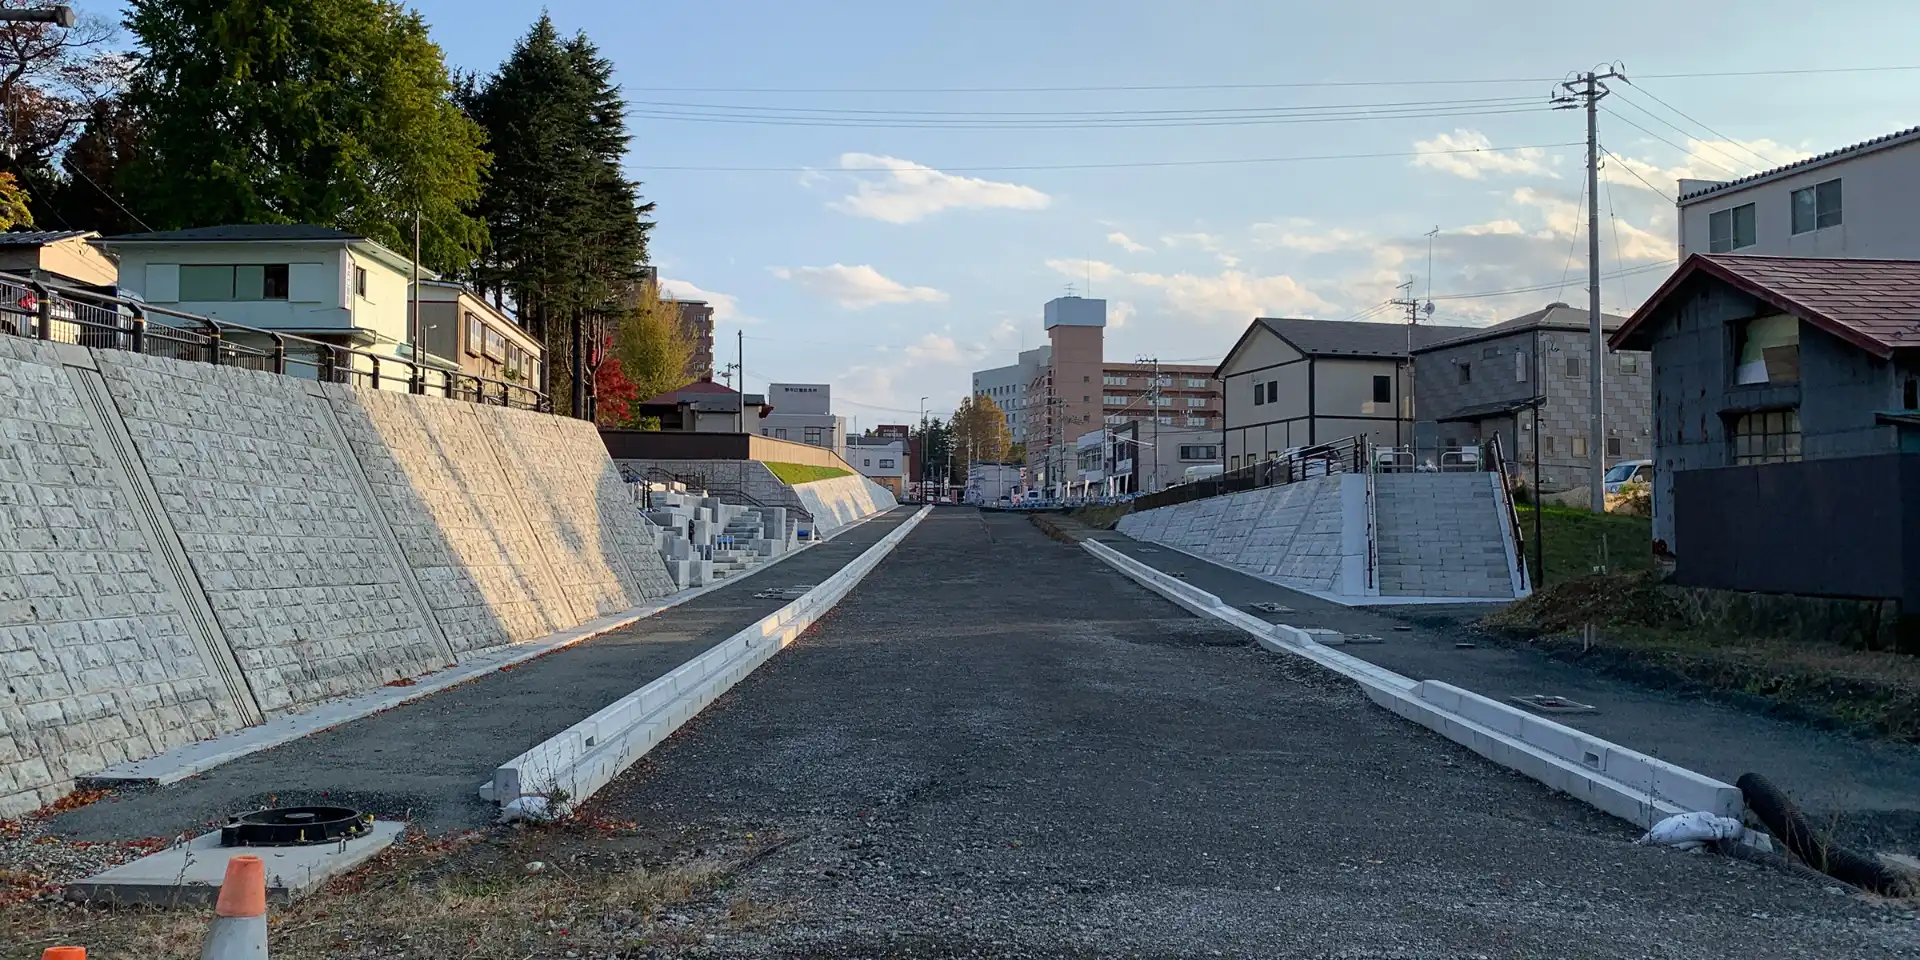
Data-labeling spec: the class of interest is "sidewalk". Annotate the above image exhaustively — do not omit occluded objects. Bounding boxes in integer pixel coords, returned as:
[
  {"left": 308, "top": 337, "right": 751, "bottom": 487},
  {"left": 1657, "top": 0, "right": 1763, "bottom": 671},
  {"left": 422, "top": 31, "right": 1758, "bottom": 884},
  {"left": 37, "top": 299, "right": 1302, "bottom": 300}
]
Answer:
[
  {"left": 1091, "top": 530, "right": 1920, "bottom": 855},
  {"left": 49, "top": 510, "right": 915, "bottom": 842}
]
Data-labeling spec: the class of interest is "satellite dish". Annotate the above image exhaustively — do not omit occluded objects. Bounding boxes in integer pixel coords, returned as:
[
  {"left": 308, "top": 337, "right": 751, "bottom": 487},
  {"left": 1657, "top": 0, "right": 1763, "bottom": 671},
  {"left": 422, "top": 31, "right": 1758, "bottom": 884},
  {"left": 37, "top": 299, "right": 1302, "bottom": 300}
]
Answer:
[{"left": 1422, "top": 301, "right": 1435, "bottom": 316}]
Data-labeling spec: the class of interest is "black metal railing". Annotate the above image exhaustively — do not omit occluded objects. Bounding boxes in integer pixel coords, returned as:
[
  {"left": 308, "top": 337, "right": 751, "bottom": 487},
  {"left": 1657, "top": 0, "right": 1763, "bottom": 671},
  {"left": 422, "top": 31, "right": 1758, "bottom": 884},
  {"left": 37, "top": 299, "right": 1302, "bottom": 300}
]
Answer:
[
  {"left": 620, "top": 464, "right": 816, "bottom": 527},
  {"left": 1484, "top": 432, "right": 1532, "bottom": 593},
  {"left": 0, "top": 271, "right": 548, "bottom": 412},
  {"left": 1130, "top": 435, "right": 1365, "bottom": 511}
]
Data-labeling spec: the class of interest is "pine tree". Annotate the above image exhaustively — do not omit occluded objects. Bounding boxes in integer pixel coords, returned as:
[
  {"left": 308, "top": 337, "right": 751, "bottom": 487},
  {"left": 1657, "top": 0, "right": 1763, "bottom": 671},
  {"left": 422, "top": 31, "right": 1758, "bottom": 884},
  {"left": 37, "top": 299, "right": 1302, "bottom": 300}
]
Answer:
[
  {"left": 119, "top": 0, "right": 487, "bottom": 269},
  {"left": 466, "top": 15, "right": 654, "bottom": 417}
]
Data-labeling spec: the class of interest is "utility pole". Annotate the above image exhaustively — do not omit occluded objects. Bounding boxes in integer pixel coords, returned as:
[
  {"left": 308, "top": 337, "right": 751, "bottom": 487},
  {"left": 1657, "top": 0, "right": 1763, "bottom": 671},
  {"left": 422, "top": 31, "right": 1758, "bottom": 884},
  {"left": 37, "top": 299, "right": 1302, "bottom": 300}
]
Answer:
[
  {"left": 1557, "top": 65, "right": 1624, "bottom": 513},
  {"left": 410, "top": 210, "right": 421, "bottom": 367},
  {"left": 1138, "top": 355, "right": 1161, "bottom": 492},
  {"left": 1389, "top": 280, "right": 1429, "bottom": 453},
  {"left": 736, "top": 329, "right": 745, "bottom": 433}
]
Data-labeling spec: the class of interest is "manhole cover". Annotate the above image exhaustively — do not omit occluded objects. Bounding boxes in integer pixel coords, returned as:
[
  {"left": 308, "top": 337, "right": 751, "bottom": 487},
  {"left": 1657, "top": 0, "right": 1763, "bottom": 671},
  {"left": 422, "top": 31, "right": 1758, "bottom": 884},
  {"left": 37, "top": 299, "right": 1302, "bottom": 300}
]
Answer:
[
  {"left": 1248, "top": 602, "right": 1294, "bottom": 614},
  {"left": 1167, "top": 571, "right": 1188, "bottom": 580},
  {"left": 1510, "top": 694, "right": 1597, "bottom": 715},
  {"left": 220, "top": 806, "right": 374, "bottom": 847}
]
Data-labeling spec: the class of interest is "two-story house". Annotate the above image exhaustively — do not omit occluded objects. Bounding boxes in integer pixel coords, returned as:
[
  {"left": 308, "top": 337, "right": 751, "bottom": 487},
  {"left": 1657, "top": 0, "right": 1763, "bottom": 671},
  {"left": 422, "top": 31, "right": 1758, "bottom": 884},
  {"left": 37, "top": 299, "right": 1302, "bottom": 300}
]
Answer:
[
  {"left": 1413, "top": 302, "right": 1648, "bottom": 493},
  {"left": 96, "top": 224, "right": 431, "bottom": 380},
  {"left": 1611, "top": 254, "right": 1920, "bottom": 559},
  {"left": 1214, "top": 316, "right": 1478, "bottom": 471},
  {"left": 415, "top": 279, "right": 543, "bottom": 391},
  {"left": 1679, "top": 125, "right": 1920, "bottom": 259}
]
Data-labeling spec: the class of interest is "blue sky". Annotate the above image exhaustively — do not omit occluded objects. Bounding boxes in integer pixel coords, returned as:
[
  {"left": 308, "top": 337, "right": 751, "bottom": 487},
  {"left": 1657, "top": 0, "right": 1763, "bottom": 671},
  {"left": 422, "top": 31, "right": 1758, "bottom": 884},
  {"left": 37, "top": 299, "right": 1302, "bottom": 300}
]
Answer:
[{"left": 135, "top": 1, "right": 1920, "bottom": 421}]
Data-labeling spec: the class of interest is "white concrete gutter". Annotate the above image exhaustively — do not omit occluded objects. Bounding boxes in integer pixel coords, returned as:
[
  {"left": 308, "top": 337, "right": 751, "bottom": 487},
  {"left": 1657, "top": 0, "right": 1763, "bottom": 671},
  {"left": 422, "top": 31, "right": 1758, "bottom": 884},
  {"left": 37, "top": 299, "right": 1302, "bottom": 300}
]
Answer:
[
  {"left": 483, "top": 506, "right": 932, "bottom": 809},
  {"left": 1082, "top": 538, "right": 1739, "bottom": 827}
]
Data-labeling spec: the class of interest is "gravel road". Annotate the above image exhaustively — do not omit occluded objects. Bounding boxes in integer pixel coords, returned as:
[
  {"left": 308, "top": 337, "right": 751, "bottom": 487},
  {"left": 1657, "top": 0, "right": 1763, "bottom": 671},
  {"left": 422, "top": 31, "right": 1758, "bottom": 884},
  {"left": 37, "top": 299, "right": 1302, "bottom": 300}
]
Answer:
[{"left": 559, "top": 508, "right": 1918, "bottom": 959}]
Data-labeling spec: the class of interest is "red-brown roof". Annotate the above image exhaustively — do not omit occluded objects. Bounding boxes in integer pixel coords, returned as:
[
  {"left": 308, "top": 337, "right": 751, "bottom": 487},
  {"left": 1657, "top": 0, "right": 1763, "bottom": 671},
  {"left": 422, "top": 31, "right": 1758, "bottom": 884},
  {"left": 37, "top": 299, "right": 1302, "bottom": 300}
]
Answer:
[
  {"left": 641, "top": 377, "right": 737, "bottom": 405},
  {"left": 1612, "top": 254, "right": 1920, "bottom": 358}
]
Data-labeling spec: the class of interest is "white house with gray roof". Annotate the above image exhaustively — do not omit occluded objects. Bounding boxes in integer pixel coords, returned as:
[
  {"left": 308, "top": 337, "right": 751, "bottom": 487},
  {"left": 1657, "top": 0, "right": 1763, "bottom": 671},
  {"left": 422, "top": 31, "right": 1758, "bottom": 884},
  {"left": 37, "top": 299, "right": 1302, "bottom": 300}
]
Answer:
[
  {"left": 1214, "top": 316, "right": 1479, "bottom": 470},
  {"left": 1679, "top": 125, "right": 1920, "bottom": 259}
]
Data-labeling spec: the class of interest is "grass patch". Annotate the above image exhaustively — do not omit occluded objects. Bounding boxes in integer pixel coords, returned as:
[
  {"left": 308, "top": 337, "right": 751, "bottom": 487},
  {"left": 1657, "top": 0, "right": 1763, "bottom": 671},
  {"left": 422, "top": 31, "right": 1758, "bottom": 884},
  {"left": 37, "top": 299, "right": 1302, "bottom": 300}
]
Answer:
[
  {"left": 1485, "top": 572, "right": 1920, "bottom": 741},
  {"left": 1513, "top": 504, "right": 1653, "bottom": 587},
  {"left": 762, "top": 461, "right": 852, "bottom": 485},
  {"left": 1069, "top": 504, "right": 1132, "bottom": 530}
]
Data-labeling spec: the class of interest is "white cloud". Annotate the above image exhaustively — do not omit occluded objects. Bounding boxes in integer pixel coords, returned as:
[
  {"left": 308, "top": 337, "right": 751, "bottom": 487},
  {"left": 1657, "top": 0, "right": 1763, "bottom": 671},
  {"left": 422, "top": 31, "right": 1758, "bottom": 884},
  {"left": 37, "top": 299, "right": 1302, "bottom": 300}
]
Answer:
[
  {"left": 1107, "top": 232, "right": 1152, "bottom": 254},
  {"left": 658, "top": 278, "right": 748, "bottom": 324},
  {"left": 1603, "top": 136, "right": 1810, "bottom": 200},
  {"left": 1045, "top": 259, "right": 1331, "bottom": 321},
  {"left": 769, "top": 263, "right": 948, "bottom": 308},
  {"left": 1412, "top": 129, "right": 1560, "bottom": 180},
  {"left": 1250, "top": 221, "right": 1370, "bottom": 254},
  {"left": 1160, "top": 231, "right": 1240, "bottom": 267},
  {"left": 1109, "top": 300, "right": 1135, "bottom": 329},
  {"left": 834, "top": 331, "right": 996, "bottom": 419},
  {"left": 829, "top": 153, "right": 1051, "bottom": 223}
]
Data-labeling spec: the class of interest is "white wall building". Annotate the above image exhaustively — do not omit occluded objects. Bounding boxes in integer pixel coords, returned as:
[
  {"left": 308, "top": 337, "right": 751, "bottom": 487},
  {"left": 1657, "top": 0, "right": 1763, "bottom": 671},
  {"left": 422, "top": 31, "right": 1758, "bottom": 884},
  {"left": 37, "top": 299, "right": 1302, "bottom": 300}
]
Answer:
[
  {"left": 759, "top": 382, "right": 847, "bottom": 457},
  {"left": 971, "top": 344, "right": 1050, "bottom": 444},
  {"left": 847, "top": 435, "right": 907, "bottom": 497},
  {"left": 1678, "top": 125, "right": 1920, "bottom": 259}
]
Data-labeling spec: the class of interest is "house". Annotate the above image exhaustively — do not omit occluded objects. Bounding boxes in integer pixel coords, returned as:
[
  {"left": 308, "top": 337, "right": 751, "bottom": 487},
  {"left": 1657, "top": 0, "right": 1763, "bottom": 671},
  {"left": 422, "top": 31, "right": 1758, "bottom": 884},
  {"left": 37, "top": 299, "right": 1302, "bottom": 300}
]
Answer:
[
  {"left": 634, "top": 376, "right": 772, "bottom": 433},
  {"left": 1214, "top": 316, "right": 1478, "bottom": 471},
  {"left": 95, "top": 225, "right": 424, "bottom": 372},
  {"left": 1413, "top": 302, "right": 1648, "bottom": 493},
  {"left": 1678, "top": 125, "right": 1920, "bottom": 259},
  {"left": 846, "top": 434, "right": 907, "bottom": 497},
  {"left": 414, "top": 279, "right": 542, "bottom": 390},
  {"left": 0, "top": 230, "right": 117, "bottom": 289},
  {"left": 1610, "top": 254, "right": 1920, "bottom": 563},
  {"left": 758, "top": 383, "right": 846, "bottom": 455}
]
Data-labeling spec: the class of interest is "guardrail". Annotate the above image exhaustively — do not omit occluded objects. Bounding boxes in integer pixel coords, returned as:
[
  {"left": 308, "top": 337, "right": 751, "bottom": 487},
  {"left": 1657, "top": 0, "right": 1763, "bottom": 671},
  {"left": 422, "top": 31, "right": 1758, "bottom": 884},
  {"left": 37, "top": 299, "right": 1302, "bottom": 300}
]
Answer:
[
  {"left": 0, "top": 271, "right": 548, "bottom": 411},
  {"left": 1484, "top": 432, "right": 1532, "bottom": 594},
  {"left": 1129, "top": 435, "right": 1364, "bottom": 512}
]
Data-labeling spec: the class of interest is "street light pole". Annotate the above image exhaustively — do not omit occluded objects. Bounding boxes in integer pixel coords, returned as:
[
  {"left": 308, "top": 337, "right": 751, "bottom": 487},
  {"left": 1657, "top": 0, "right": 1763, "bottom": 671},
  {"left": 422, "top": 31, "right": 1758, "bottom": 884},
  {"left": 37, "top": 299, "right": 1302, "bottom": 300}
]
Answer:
[{"left": 0, "top": 5, "right": 74, "bottom": 25}]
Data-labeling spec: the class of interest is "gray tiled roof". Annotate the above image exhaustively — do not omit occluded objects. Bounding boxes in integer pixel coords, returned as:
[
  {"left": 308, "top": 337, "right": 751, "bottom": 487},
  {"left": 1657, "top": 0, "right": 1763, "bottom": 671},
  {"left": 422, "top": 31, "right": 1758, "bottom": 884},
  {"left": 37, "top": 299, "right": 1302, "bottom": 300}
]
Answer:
[
  {"left": 1256, "top": 316, "right": 1481, "bottom": 359},
  {"left": 103, "top": 224, "right": 364, "bottom": 242},
  {"left": 1677, "top": 126, "right": 1920, "bottom": 204},
  {"left": 1413, "top": 303, "right": 1630, "bottom": 354},
  {"left": 0, "top": 230, "right": 93, "bottom": 246}
]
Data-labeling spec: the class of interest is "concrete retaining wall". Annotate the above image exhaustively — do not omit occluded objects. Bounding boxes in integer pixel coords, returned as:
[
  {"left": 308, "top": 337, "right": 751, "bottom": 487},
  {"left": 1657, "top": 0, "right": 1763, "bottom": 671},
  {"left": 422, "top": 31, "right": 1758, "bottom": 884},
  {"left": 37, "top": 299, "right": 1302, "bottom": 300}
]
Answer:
[
  {"left": 611, "top": 458, "right": 897, "bottom": 540},
  {"left": 1117, "top": 474, "right": 1362, "bottom": 594},
  {"left": 0, "top": 341, "right": 677, "bottom": 815},
  {"left": 792, "top": 474, "right": 898, "bottom": 538}
]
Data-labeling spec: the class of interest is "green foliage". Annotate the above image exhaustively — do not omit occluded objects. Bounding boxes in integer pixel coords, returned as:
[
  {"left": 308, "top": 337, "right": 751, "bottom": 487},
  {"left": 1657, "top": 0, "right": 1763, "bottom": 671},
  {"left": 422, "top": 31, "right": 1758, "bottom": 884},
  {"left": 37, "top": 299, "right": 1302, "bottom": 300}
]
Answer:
[
  {"left": 0, "top": 173, "right": 35, "bottom": 230},
  {"left": 465, "top": 14, "right": 654, "bottom": 415},
  {"left": 614, "top": 283, "right": 695, "bottom": 412},
  {"left": 1515, "top": 504, "right": 1654, "bottom": 587},
  {"left": 763, "top": 462, "right": 851, "bottom": 485},
  {"left": 120, "top": 0, "right": 487, "bottom": 270}
]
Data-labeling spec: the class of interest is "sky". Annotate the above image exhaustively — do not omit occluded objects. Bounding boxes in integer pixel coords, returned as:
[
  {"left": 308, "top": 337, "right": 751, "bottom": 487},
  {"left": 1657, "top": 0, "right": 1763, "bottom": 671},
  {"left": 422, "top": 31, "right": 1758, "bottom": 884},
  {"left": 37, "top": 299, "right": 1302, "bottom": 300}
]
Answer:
[{"left": 115, "top": 0, "right": 1920, "bottom": 423}]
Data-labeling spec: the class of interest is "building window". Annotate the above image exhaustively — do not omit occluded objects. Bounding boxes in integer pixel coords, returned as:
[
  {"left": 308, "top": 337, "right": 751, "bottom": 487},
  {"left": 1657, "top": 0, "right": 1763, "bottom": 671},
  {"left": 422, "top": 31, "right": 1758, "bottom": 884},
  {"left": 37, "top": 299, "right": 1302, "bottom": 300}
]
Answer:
[
  {"left": 761, "top": 429, "right": 770, "bottom": 436},
  {"left": 1104, "top": 375, "right": 1127, "bottom": 386},
  {"left": 1515, "top": 351, "right": 1528, "bottom": 382},
  {"left": 1572, "top": 436, "right": 1588, "bottom": 458},
  {"left": 1186, "top": 398, "right": 1206, "bottom": 408},
  {"left": 1543, "top": 435, "right": 1556, "bottom": 456},
  {"left": 1906, "top": 379, "right": 1919, "bottom": 410},
  {"left": 1566, "top": 357, "right": 1582, "bottom": 378},
  {"left": 1186, "top": 417, "right": 1206, "bottom": 427},
  {"left": 863, "top": 458, "right": 872, "bottom": 467},
  {"left": 1709, "top": 202, "right": 1757, "bottom": 252},
  {"left": 879, "top": 459, "right": 895, "bottom": 468},
  {"left": 1731, "top": 409, "right": 1802, "bottom": 465},
  {"left": 465, "top": 313, "right": 483, "bottom": 356},
  {"left": 1734, "top": 313, "right": 1800, "bottom": 385},
  {"left": 1372, "top": 375, "right": 1391, "bottom": 404},
  {"left": 1103, "top": 395, "right": 1125, "bottom": 405},
  {"left": 1253, "top": 381, "right": 1265, "bottom": 406},
  {"left": 1620, "top": 353, "right": 1639, "bottom": 374},
  {"left": 1185, "top": 377, "right": 1208, "bottom": 388},
  {"left": 483, "top": 326, "right": 506, "bottom": 360},
  {"left": 1230, "top": 455, "right": 1240, "bottom": 470},
  {"left": 1158, "top": 416, "right": 1173, "bottom": 425},
  {"left": 1179, "top": 445, "right": 1218, "bottom": 460},
  {"left": 775, "top": 428, "right": 788, "bottom": 440},
  {"left": 1083, "top": 375, "right": 1090, "bottom": 382},
  {"left": 1482, "top": 346, "right": 1500, "bottom": 359},
  {"left": 178, "top": 264, "right": 291, "bottom": 302},
  {"left": 1791, "top": 179, "right": 1842, "bottom": 234},
  {"left": 1606, "top": 436, "right": 1622, "bottom": 457},
  {"left": 1458, "top": 363, "right": 1472, "bottom": 384},
  {"left": 804, "top": 426, "right": 824, "bottom": 446},
  {"left": 354, "top": 265, "right": 368, "bottom": 298},
  {"left": 1265, "top": 381, "right": 1278, "bottom": 403}
]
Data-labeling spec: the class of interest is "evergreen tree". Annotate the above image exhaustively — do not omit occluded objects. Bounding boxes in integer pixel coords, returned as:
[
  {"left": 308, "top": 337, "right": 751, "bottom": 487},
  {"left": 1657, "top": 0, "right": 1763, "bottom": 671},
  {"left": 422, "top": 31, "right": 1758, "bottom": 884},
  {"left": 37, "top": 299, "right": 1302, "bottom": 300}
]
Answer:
[
  {"left": 119, "top": 0, "right": 486, "bottom": 269},
  {"left": 466, "top": 15, "right": 654, "bottom": 417}
]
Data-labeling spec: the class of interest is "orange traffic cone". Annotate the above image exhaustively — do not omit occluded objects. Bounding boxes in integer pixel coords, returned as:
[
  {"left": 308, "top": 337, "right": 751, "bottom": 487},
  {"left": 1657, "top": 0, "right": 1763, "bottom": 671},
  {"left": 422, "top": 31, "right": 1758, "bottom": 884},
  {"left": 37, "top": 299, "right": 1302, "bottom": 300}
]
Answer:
[
  {"left": 42, "top": 948, "right": 86, "bottom": 959},
  {"left": 199, "top": 854, "right": 269, "bottom": 958}
]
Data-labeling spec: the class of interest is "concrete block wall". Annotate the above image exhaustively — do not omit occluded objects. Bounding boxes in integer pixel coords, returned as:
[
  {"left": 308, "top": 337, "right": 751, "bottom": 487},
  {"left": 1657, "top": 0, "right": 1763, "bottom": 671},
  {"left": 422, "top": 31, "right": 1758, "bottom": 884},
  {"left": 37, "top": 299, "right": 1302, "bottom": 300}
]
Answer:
[
  {"left": 792, "top": 474, "right": 899, "bottom": 537},
  {"left": 0, "top": 343, "right": 679, "bottom": 816},
  {"left": 613, "top": 458, "right": 897, "bottom": 540},
  {"left": 1117, "top": 474, "right": 1352, "bottom": 592},
  {"left": 1372, "top": 473, "right": 1516, "bottom": 599}
]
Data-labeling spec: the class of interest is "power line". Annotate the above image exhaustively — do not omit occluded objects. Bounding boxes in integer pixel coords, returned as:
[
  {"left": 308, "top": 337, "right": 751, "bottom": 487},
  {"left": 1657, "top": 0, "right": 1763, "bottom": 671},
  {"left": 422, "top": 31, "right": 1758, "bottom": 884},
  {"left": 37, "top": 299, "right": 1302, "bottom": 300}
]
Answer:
[
  {"left": 61, "top": 156, "right": 153, "bottom": 232},
  {"left": 1598, "top": 106, "right": 1745, "bottom": 178},
  {"left": 1606, "top": 89, "right": 1763, "bottom": 176},
  {"left": 623, "top": 63, "right": 1920, "bottom": 95},
  {"left": 627, "top": 94, "right": 1542, "bottom": 119},
  {"left": 626, "top": 104, "right": 1553, "bottom": 131},
  {"left": 1618, "top": 80, "right": 1781, "bottom": 168},
  {"left": 1600, "top": 146, "right": 1676, "bottom": 204},
  {"left": 1431, "top": 260, "right": 1676, "bottom": 302},
  {"left": 640, "top": 141, "right": 1585, "bottom": 173}
]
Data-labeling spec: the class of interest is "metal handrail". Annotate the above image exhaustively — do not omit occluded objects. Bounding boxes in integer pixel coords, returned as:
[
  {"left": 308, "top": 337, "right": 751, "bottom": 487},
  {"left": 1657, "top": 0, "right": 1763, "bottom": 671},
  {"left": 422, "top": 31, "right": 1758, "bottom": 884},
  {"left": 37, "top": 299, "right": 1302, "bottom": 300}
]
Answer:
[
  {"left": 1364, "top": 442, "right": 1379, "bottom": 592},
  {"left": 1485, "top": 432, "right": 1532, "bottom": 593},
  {"left": 1131, "top": 435, "right": 1365, "bottom": 511},
  {"left": 0, "top": 270, "right": 549, "bottom": 412}
]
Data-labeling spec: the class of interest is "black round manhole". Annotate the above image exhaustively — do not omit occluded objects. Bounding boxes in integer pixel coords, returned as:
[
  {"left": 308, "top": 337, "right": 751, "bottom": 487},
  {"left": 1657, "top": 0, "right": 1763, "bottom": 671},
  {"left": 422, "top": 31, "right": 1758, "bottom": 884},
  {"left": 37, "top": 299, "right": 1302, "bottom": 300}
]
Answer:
[{"left": 220, "top": 806, "right": 374, "bottom": 847}]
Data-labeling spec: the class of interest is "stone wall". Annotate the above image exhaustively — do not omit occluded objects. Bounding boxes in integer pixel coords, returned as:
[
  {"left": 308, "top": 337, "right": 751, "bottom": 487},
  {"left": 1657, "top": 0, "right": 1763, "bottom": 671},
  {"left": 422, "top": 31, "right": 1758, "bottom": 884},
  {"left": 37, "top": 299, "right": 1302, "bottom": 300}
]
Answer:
[
  {"left": 611, "top": 459, "right": 898, "bottom": 540},
  {"left": 0, "top": 342, "right": 678, "bottom": 816},
  {"left": 1117, "top": 474, "right": 1357, "bottom": 592}
]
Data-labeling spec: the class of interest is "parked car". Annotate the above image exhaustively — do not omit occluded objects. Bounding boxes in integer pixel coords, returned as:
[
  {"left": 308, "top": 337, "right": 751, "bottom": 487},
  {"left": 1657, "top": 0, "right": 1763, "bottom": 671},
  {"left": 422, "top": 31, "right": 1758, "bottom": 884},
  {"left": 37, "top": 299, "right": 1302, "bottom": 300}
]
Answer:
[{"left": 1603, "top": 459, "right": 1653, "bottom": 495}]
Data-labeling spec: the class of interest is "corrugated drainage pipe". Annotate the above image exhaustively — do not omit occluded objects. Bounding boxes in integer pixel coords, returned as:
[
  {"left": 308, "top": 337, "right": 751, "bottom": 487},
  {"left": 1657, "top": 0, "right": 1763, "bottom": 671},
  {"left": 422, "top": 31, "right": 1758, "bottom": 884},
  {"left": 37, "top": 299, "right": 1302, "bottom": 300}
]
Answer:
[{"left": 1737, "top": 773, "right": 1916, "bottom": 896}]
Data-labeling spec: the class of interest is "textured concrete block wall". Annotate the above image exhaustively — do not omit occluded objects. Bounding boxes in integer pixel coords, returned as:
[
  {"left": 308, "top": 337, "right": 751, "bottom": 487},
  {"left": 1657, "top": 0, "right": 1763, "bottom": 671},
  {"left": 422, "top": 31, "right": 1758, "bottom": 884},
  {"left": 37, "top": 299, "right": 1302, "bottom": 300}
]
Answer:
[
  {"left": 793, "top": 474, "right": 899, "bottom": 536},
  {"left": 0, "top": 341, "right": 249, "bottom": 813},
  {"left": 92, "top": 352, "right": 451, "bottom": 714},
  {"left": 1116, "top": 475, "right": 1348, "bottom": 591}
]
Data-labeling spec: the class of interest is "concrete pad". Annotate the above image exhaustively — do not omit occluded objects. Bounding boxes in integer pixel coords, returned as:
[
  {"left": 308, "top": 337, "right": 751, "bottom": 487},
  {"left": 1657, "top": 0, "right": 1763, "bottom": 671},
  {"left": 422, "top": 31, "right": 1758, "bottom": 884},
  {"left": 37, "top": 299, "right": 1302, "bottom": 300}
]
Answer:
[{"left": 67, "top": 821, "right": 406, "bottom": 905}]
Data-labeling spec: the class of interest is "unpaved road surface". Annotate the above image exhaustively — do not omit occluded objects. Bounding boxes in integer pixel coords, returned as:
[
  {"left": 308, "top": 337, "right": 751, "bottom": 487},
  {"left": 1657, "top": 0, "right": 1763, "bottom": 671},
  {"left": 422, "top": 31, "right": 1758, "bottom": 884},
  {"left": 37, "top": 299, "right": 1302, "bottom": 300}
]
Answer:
[{"left": 567, "top": 508, "right": 1917, "bottom": 959}]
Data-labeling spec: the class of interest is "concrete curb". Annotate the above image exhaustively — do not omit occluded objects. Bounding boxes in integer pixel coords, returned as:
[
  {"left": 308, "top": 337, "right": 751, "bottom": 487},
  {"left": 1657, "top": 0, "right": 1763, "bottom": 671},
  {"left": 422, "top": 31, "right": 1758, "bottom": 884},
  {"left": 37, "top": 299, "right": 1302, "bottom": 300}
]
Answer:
[
  {"left": 84, "top": 520, "right": 840, "bottom": 788},
  {"left": 483, "top": 505, "right": 933, "bottom": 809},
  {"left": 1081, "top": 538, "right": 1739, "bottom": 828}
]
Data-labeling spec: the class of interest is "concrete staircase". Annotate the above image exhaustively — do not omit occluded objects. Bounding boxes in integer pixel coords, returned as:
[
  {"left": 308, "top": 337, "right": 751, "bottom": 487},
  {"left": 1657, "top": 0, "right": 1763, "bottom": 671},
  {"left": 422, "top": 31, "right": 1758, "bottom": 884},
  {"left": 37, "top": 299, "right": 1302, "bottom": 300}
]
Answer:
[
  {"left": 642, "top": 486, "right": 800, "bottom": 590},
  {"left": 1372, "top": 473, "right": 1517, "bottom": 599}
]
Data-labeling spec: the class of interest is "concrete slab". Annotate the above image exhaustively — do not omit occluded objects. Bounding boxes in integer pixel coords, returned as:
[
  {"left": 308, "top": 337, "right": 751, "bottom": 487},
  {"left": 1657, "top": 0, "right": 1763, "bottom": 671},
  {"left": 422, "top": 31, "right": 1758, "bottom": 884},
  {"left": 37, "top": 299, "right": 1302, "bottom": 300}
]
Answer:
[{"left": 67, "top": 821, "right": 405, "bottom": 905}]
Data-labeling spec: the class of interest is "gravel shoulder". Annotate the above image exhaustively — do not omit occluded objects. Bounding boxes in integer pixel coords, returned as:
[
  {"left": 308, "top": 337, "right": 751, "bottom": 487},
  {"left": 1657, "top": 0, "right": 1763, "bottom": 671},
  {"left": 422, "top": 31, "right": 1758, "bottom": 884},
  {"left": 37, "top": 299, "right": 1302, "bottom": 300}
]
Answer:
[
  {"left": 1093, "top": 531, "right": 1920, "bottom": 857},
  {"left": 537, "top": 509, "right": 1918, "bottom": 959},
  {"left": 40, "top": 509, "right": 912, "bottom": 846}
]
